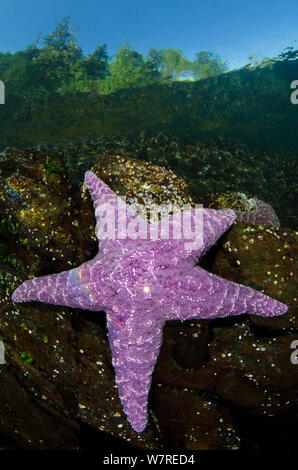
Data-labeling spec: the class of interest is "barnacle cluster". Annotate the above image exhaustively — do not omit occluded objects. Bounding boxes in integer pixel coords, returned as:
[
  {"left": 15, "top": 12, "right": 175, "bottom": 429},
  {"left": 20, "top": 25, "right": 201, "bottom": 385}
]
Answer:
[{"left": 82, "top": 153, "right": 194, "bottom": 222}]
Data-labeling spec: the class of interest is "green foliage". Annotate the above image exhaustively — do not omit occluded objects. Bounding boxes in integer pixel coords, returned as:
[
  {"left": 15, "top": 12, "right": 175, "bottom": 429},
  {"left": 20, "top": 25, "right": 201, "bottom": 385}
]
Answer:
[
  {"left": 98, "top": 43, "right": 162, "bottom": 94},
  {"left": 84, "top": 45, "right": 109, "bottom": 79},
  {"left": 2, "top": 55, "right": 297, "bottom": 155},
  {"left": 34, "top": 16, "right": 83, "bottom": 91},
  {"left": 18, "top": 350, "right": 34, "bottom": 364},
  {"left": 146, "top": 48, "right": 163, "bottom": 72},
  {"left": 44, "top": 156, "right": 64, "bottom": 175},
  {"left": 0, "top": 15, "right": 230, "bottom": 125},
  {"left": 58, "top": 44, "right": 109, "bottom": 94},
  {"left": 152, "top": 47, "right": 192, "bottom": 80},
  {"left": 192, "top": 51, "right": 227, "bottom": 79}
]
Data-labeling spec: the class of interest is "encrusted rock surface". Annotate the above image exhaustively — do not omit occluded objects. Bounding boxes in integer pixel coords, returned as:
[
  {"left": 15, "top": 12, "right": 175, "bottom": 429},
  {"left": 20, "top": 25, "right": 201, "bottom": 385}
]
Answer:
[
  {"left": 210, "top": 223, "right": 297, "bottom": 330},
  {"left": 202, "top": 192, "right": 280, "bottom": 227}
]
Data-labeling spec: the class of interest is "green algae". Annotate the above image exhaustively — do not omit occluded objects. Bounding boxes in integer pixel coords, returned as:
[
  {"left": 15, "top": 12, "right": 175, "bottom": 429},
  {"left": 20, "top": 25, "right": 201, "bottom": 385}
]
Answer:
[
  {"left": 18, "top": 350, "right": 34, "bottom": 364},
  {"left": 44, "top": 156, "right": 64, "bottom": 175}
]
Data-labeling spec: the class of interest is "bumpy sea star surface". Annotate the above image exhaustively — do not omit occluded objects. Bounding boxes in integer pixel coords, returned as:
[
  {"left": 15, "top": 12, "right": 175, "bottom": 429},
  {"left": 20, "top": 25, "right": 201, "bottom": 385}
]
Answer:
[
  {"left": 234, "top": 198, "right": 280, "bottom": 227},
  {"left": 12, "top": 172, "right": 288, "bottom": 432}
]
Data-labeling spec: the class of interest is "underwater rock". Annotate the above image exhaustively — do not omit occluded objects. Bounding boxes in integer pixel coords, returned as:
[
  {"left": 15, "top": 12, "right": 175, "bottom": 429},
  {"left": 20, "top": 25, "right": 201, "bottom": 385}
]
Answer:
[
  {"left": 206, "top": 321, "right": 298, "bottom": 413},
  {"left": 81, "top": 153, "right": 194, "bottom": 221},
  {"left": 150, "top": 386, "right": 241, "bottom": 450},
  {"left": 0, "top": 147, "right": 85, "bottom": 276},
  {"left": 209, "top": 223, "right": 297, "bottom": 330},
  {"left": 202, "top": 192, "right": 280, "bottom": 227},
  {"left": 0, "top": 366, "right": 80, "bottom": 449},
  {"left": 154, "top": 319, "right": 298, "bottom": 417}
]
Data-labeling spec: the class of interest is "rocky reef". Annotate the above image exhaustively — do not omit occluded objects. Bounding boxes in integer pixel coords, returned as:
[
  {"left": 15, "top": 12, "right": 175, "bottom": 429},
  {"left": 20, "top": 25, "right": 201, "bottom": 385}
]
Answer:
[
  {"left": 0, "top": 148, "right": 297, "bottom": 450},
  {"left": 35, "top": 131, "right": 298, "bottom": 229}
]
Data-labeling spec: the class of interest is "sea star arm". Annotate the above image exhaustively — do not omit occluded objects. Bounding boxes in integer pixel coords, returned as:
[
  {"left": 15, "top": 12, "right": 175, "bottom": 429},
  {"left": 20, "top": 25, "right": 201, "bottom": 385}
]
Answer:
[
  {"left": 234, "top": 198, "right": 280, "bottom": 227},
  {"left": 164, "top": 266, "right": 288, "bottom": 321},
  {"left": 84, "top": 171, "right": 147, "bottom": 243},
  {"left": 106, "top": 314, "right": 164, "bottom": 433},
  {"left": 12, "top": 258, "right": 109, "bottom": 311},
  {"left": 199, "top": 208, "right": 237, "bottom": 255},
  {"left": 153, "top": 208, "right": 236, "bottom": 265}
]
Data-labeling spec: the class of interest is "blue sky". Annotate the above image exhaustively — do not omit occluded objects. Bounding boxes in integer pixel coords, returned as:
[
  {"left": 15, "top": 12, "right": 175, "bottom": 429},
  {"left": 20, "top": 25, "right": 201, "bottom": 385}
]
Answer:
[{"left": 1, "top": 0, "right": 298, "bottom": 69}]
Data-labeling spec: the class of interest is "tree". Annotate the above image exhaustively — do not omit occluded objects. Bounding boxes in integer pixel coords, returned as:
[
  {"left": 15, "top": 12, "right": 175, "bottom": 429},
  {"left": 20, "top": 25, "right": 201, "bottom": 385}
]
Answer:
[
  {"left": 156, "top": 48, "right": 192, "bottom": 80},
  {"left": 98, "top": 43, "right": 162, "bottom": 94},
  {"left": 35, "top": 16, "right": 83, "bottom": 89},
  {"left": 192, "top": 51, "right": 227, "bottom": 80},
  {"left": 146, "top": 48, "right": 163, "bottom": 72},
  {"left": 84, "top": 45, "right": 109, "bottom": 80},
  {"left": 60, "top": 45, "right": 109, "bottom": 94}
]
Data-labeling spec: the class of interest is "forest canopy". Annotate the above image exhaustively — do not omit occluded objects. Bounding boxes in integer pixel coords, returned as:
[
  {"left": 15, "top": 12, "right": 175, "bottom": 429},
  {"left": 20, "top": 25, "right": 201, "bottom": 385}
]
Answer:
[{"left": 0, "top": 16, "right": 228, "bottom": 99}]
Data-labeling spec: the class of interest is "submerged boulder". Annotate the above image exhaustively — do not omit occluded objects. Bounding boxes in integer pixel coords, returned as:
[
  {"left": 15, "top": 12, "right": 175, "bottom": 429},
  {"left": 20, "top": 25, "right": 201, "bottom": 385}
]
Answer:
[{"left": 81, "top": 153, "right": 194, "bottom": 221}]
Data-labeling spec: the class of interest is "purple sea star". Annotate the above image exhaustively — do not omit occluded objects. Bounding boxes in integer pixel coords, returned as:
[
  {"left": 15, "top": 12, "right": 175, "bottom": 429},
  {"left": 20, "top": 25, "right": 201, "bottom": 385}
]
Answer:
[
  {"left": 12, "top": 172, "right": 288, "bottom": 433},
  {"left": 235, "top": 198, "right": 280, "bottom": 227}
]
